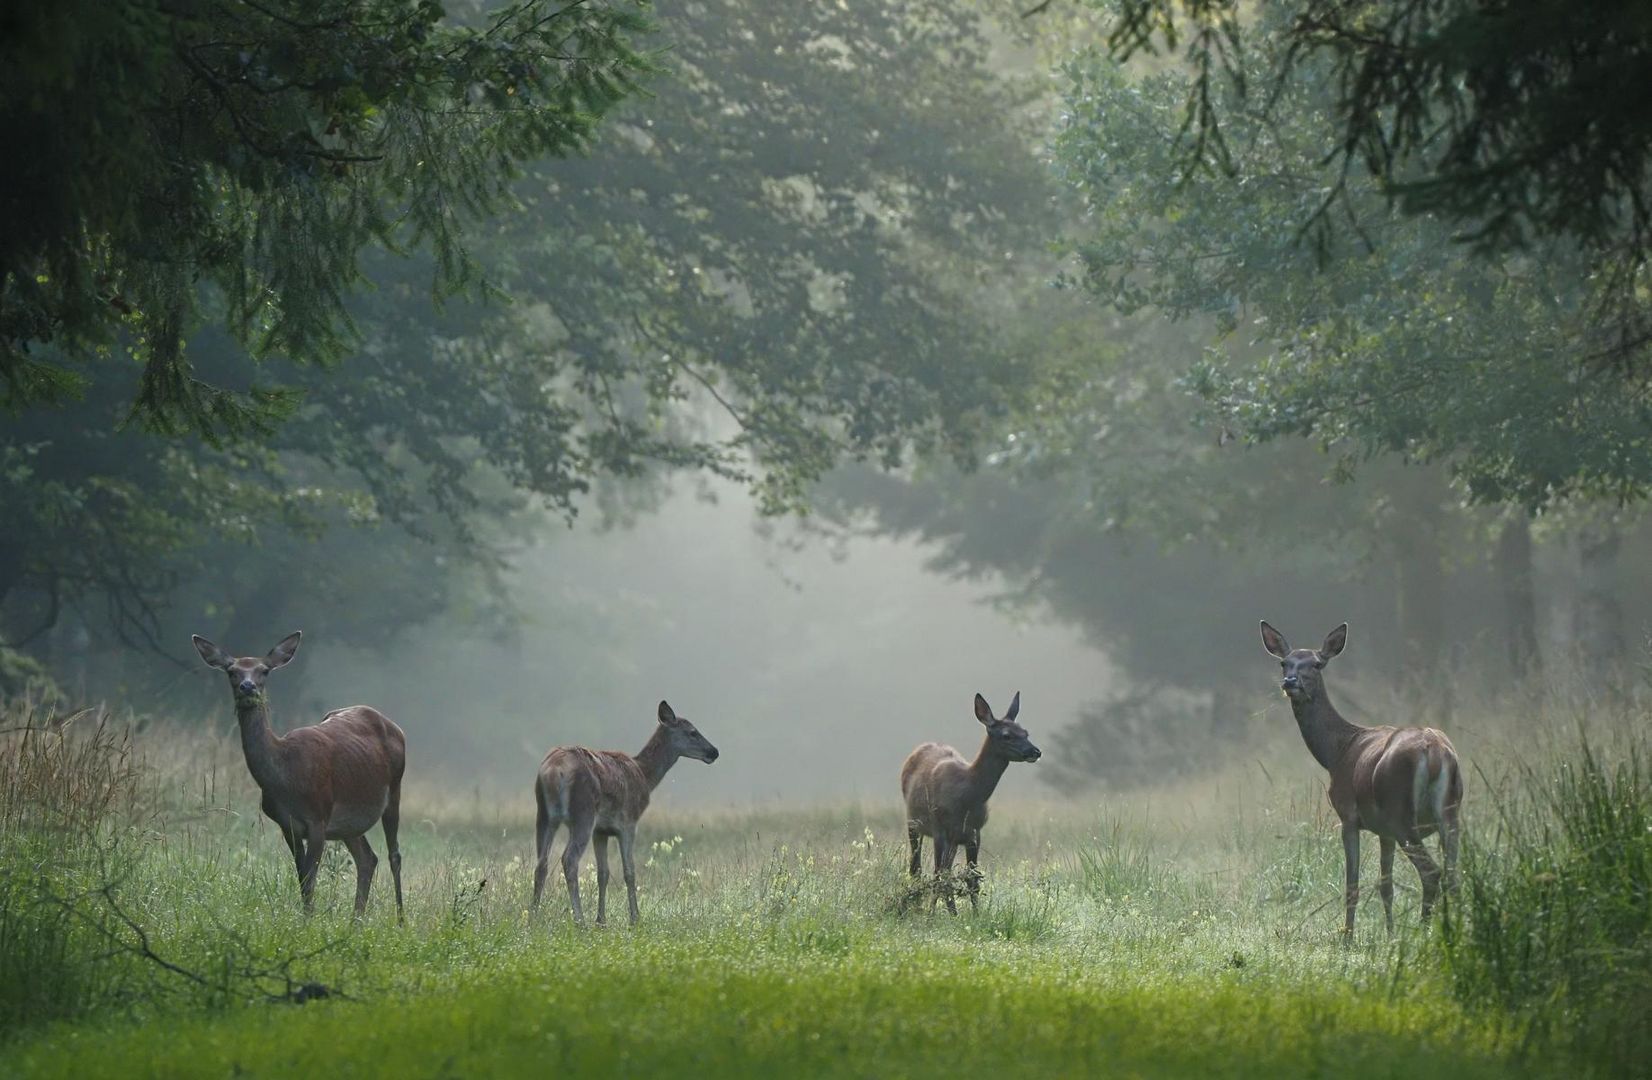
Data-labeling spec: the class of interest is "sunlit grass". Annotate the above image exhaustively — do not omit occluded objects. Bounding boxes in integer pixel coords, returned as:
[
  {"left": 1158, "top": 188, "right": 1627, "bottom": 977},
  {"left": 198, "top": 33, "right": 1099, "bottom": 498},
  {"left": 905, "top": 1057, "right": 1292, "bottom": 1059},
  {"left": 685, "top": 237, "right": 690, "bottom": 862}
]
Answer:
[{"left": 1, "top": 701, "right": 1643, "bottom": 1077}]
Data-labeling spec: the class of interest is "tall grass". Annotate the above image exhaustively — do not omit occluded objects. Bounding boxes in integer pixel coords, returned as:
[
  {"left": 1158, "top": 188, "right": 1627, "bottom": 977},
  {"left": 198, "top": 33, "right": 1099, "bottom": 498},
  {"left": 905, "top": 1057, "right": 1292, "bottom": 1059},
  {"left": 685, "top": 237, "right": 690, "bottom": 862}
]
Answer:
[
  {"left": 0, "top": 700, "right": 146, "bottom": 1030},
  {"left": 1440, "top": 731, "right": 1652, "bottom": 1074}
]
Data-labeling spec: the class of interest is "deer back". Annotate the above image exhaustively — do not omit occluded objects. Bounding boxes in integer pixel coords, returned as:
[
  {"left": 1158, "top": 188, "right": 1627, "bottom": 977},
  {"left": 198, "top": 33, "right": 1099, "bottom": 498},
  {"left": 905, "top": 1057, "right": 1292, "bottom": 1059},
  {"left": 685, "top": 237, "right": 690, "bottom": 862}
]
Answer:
[
  {"left": 1340, "top": 725, "right": 1461, "bottom": 840},
  {"left": 537, "top": 746, "right": 652, "bottom": 828}
]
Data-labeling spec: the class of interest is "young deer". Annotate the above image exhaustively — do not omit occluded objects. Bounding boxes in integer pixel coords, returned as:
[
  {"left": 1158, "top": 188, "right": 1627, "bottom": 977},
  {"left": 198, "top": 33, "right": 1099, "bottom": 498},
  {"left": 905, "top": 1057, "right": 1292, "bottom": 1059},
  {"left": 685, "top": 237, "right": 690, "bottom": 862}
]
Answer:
[
  {"left": 1260, "top": 621, "right": 1462, "bottom": 935},
  {"left": 531, "top": 700, "right": 719, "bottom": 925},
  {"left": 193, "top": 632, "right": 407, "bottom": 920},
  {"left": 901, "top": 691, "right": 1041, "bottom": 913}
]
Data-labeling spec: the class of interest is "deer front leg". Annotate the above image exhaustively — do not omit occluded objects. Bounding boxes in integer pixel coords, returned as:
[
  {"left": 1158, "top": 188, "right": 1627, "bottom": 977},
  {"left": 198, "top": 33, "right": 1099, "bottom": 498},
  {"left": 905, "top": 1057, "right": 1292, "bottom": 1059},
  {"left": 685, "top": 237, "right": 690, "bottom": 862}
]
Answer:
[
  {"left": 907, "top": 822, "right": 923, "bottom": 877},
  {"left": 593, "top": 834, "right": 611, "bottom": 926},
  {"left": 934, "top": 836, "right": 959, "bottom": 916},
  {"left": 964, "top": 828, "right": 982, "bottom": 912},
  {"left": 299, "top": 827, "right": 328, "bottom": 914},
  {"left": 1340, "top": 822, "right": 1360, "bottom": 936},
  {"left": 617, "top": 828, "right": 640, "bottom": 926},
  {"left": 1378, "top": 836, "right": 1396, "bottom": 932}
]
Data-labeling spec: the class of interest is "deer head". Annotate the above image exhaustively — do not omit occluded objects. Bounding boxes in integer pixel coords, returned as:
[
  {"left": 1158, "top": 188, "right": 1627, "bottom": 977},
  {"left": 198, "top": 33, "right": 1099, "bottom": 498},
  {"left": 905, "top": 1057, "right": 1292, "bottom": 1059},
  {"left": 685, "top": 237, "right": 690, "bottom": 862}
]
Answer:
[
  {"left": 1259, "top": 621, "right": 1347, "bottom": 703},
  {"left": 193, "top": 631, "right": 302, "bottom": 704},
  {"left": 974, "top": 691, "right": 1040, "bottom": 762},
  {"left": 656, "top": 700, "right": 720, "bottom": 763}
]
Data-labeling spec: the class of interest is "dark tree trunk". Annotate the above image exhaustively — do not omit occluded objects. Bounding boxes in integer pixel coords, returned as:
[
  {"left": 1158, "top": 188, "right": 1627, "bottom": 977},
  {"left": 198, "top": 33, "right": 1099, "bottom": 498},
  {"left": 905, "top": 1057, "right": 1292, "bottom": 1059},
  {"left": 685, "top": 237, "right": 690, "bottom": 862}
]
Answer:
[{"left": 1493, "top": 514, "right": 1540, "bottom": 680}]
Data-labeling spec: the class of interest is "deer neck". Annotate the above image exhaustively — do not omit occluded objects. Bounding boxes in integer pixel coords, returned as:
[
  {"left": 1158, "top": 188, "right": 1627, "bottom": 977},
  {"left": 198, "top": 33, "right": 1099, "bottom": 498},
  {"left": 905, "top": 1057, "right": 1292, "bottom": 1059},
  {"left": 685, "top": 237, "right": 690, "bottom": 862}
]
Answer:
[
  {"left": 1288, "top": 685, "right": 1363, "bottom": 772},
  {"left": 963, "top": 733, "right": 1013, "bottom": 805},
  {"left": 633, "top": 726, "right": 679, "bottom": 791},
  {"left": 234, "top": 697, "right": 285, "bottom": 790}
]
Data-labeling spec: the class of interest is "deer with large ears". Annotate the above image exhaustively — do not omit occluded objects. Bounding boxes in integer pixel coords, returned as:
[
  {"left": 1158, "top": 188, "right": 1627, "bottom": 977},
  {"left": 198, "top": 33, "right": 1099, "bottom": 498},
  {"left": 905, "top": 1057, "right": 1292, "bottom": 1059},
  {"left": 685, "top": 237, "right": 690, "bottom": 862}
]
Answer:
[
  {"left": 1260, "top": 621, "right": 1462, "bottom": 935},
  {"left": 192, "top": 632, "right": 407, "bottom": 920},
  {"left": 532, "top": 700, "right": 720, "bottom": 925},
  {"left": 901, "top": 691, "right": 1041, "bottom": 914}
]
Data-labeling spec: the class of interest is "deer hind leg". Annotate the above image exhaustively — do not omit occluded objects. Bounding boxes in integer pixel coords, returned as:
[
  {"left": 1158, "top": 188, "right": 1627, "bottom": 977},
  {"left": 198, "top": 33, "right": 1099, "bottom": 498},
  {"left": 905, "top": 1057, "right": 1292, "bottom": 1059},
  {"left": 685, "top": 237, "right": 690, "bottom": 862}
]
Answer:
[
  {"left": 1378, "top": 836, "right": 1396, "bottom": 933},
  {"left": 964, "top": 828, "right": 982, "bottom": 912},
  {"left": 593, "top": 834, "right": 611, "bottom": 926},
  {"left": 343, "top": 834, "right": 378, "bottom": 916},
  {"left": 532, "top": 791, "right": 557, "bottom": 910},
  {"left": 382, "top": 780, "right": 405, "bottom": 923},
  {"left": 1340, "top": 822, "right": 1360, "bottom": 937},
  {"left": 1401, "top": 834, "right": 1442, "bottom": 922},
  {"left": 907, "top": 823, "right": 923, "bottom": 878},
  {"left": 561, "top": 817, "right": 595, "bottom": 924},
  {"left": 617, "top": 828, "right": 641, "bottom": 926}
]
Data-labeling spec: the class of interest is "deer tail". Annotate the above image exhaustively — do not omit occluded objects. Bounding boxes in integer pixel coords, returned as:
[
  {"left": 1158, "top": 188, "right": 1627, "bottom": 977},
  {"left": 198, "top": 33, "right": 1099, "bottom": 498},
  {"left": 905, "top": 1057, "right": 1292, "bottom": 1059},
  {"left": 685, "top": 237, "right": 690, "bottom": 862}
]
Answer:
[{"left": 1414, "top": 744, "right": 1453, "bottom": 826}]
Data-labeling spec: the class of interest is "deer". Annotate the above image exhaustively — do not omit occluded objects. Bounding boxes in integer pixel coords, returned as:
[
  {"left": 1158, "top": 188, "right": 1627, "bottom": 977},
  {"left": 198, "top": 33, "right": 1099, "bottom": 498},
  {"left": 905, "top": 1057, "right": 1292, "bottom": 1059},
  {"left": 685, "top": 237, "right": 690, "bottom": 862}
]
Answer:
[
  {"left": 531, "top": 700, "right": 719, "bottom": 925},
  {"left": 192, "top": 632, "right": 406, "bottom": 921},
  {"left": 900, "top": 691, "right": 1041, "bottom": 914},
  {"left": 1259, "top": 621, "right": 1462, "bottom": 936}
]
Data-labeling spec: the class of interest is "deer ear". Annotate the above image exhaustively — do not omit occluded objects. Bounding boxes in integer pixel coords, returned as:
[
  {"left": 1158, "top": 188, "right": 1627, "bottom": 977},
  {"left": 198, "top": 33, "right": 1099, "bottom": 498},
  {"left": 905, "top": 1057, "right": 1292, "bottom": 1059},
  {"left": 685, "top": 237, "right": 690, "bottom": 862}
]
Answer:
[
  {"left": 974, "top": 693, "right": 994, "bottom": 726},
  {"left": 1320, "top": 623, "right": 1348, "bottom": 662},
  {"left": 1260, "top": 621, "right": 1290, "bottom": 659},
  {"left": 266, "top": 631, "right": 302, "bottom": 669},
  {"left": 192, "top": 635, "right": 235, "bottom": 671},
  {"left": 1004, "top": 691, "right": 1021, "bottom": 723},
  {"left": 658, "top": 700, "right": 678, "bottom": 726}
]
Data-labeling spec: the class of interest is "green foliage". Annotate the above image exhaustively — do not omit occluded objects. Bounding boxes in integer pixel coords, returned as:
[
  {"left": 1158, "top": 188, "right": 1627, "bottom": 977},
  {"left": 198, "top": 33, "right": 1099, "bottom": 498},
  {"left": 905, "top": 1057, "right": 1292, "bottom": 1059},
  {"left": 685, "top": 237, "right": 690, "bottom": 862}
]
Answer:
[
  {"left": 1096, "top": 0, "right": 1652, "bottom": 275},
  {"left": 0, "top": 0, "right": 654, "bottom": 438},
  {"left": 0, "top": 714, "right": 1559, "bottom": 1077},
  {"left": 1056, "top": 23, "right": 1652, "bottom": 508},
  {"left": 1442, "top": 732, "right": 1652, "bottom": 1072}
]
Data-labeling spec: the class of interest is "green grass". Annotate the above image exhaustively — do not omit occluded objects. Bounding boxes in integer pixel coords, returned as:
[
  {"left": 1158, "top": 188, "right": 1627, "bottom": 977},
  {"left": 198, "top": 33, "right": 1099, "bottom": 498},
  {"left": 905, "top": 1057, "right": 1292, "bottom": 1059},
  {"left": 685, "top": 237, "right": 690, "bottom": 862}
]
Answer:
[{"left": 1, "top": 706, "right": 1643, "bottom": 1078}]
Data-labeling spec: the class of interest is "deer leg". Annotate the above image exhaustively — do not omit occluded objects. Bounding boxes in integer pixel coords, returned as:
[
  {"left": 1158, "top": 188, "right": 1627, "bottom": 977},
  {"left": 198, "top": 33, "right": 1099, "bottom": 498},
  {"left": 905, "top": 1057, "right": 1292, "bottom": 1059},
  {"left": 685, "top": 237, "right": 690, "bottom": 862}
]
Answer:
[
  {"left": 907, "top": 823, "right": 923, "bottom": 877},
  {"left": 1340, "top": 822, "right": 1360, "bottom": 936},
  {"left": 532, "top": 794, "right": 557, "bottom": 910},
  {"left": 299, "top": 827, "right": 327, "bottom": 914},
  {"left": 1401, "top": 836, "right": 1442, "bottom": 922},
  {"left": 935, "top": 837, "right": 959, "bottom": 916},
  {"left": 382, "top": 781, "right": 404, "bottom": 924},
  {"left": 1378, "top": 836, "right": 1396, "bottom": 933},
  {"left": 618, "top": 828, "right": 641, "bottom": 926},
  {"left": 964, "top": 829, "right": 982, "bottom": 911},
  {"left": 343, "top": 834, "right": 378, "bottom": 916},
  {"left": 593, "top": 834, "right": 611, "bottom": 926},
  {"left": 561, "top": 818, "right": 594, "bottom": 924}
]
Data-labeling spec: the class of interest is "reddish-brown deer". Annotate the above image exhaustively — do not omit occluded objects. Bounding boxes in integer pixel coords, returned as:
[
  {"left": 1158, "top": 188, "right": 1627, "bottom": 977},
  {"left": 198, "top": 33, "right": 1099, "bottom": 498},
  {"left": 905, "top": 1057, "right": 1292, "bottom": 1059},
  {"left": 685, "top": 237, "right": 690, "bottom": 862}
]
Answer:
[
  {"left": 901, "top": 691, "right": 1041, "bottom": 913},
  {"left": 531, "top": 700, "right": 719, "bottom": 924},
  {"left": 1260, "top": 621, "right": 1462, "bottom": 934},
  {"left": 193, "top": 632, "right": 407, "bottom": 920}
]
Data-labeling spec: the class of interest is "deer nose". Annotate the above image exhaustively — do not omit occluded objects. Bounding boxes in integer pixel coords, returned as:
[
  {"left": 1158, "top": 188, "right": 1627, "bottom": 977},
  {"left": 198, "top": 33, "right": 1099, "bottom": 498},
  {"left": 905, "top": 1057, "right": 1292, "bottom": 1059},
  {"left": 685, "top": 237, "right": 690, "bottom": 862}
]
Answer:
[
  {"left": 238, "top": 679, "right": 257, "bottom": 693},
  {"left": 705, "top": 748, "right": 720, "bottom": 762},
  {"left": 1281, "top": 675, "right": 1299, "bottom": 690}
]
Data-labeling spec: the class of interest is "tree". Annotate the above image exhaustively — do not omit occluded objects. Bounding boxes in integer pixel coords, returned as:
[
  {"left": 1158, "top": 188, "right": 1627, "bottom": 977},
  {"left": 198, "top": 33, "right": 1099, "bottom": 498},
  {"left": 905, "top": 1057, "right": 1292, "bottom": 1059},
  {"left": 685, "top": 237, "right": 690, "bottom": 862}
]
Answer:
[
  {"left": 1055, "top": 24, "right": 1652, "bottom": 511},
  {"left": 0, "top": 0, "right": 653, "bottom": 438}
]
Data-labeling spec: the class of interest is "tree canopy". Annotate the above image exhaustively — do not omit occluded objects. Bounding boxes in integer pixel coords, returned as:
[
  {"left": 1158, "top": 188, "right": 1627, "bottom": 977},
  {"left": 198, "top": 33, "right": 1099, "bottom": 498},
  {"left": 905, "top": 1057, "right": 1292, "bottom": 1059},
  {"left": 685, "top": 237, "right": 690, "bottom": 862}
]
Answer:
[{"left": 0, "top": 0, "right": 652, "bottom": 439}]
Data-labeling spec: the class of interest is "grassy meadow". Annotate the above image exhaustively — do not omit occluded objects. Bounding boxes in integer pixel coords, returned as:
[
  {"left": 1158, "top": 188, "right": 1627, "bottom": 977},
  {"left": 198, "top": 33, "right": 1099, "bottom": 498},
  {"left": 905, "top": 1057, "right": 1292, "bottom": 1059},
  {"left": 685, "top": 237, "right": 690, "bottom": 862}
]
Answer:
[{"left": 1, "top": 695, "right": 1647, "bottom": 1078}]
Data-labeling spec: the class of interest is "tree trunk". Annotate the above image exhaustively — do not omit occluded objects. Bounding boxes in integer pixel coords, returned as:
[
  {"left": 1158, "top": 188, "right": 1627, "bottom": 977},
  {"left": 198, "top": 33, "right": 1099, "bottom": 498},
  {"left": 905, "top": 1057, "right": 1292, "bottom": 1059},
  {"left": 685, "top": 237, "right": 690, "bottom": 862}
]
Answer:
[
  {"left": 1493, "top": 514, "right": 1540, "bottom": 680},
  {"left": 1573, "top": 521, "right": 1624, "bottom": 683}
]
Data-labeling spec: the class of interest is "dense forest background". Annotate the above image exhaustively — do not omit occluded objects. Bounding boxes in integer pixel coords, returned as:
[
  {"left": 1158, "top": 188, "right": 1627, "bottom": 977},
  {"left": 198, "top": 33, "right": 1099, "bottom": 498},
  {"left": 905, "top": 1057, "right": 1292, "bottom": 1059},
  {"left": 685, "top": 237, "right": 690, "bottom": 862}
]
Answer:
[{"left": 4, "top": 0, "right": 1650, "bottom": 797}]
